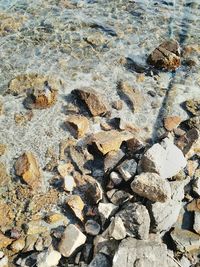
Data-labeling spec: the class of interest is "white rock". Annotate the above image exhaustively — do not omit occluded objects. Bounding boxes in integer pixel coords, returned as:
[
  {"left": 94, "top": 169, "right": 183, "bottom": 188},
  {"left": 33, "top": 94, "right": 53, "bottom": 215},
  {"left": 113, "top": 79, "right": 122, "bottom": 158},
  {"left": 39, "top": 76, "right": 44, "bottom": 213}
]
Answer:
[
  {"left": 58, "top": 224, "right": 86, "bottom": 257},
  {"left": 63, "top": 175, "right": 76, "bottom": 192},
  {"left": 108, "top": 217, "right": 126, "bottom": 240},
  {"left": 139, "top": 138, "right": 187, "bottom": 179},
  {"left": 37, "top": 249, "right": 61, "bottom": 267},
  {"left": 0, "top": 255, "right": 8, "bottom": 267},
  {"left": 98, "top": 203, "right": 118, "bottom": 225},
  {"left": 194, "top": 212, "right": 200, "bottom": 234}
]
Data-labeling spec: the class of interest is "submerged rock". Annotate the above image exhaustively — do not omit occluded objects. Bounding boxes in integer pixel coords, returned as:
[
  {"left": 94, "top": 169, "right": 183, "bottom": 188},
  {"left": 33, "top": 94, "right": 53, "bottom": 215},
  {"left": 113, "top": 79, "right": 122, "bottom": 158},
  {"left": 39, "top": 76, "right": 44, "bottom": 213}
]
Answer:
[
  {"left": 65, "top": 115, "right": 89, "bottom": 139},
  {"left": 147, "top": 40, "right": 181, "bottom": 70}
]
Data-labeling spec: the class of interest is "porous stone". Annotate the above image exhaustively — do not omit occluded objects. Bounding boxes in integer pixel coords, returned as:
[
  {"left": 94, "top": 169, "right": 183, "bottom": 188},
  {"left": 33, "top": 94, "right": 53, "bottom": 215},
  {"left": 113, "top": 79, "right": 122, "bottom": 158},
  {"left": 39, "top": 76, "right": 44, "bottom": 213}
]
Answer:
[
  {"left": 108, "top": 217, "right": 126, "bottom": 240},
  {"left": 117, "top": 159, "right": 137, "bottom": 181},
  {"left": 37, "top": 249, "right": 61, "bottom": 267},
  {"left": 131, "top": 172, "right": 171, "bottom": 202},
  {"left": 66, "top": 195, "right": 84, "bottom": 221},
  {"left": 139, "top": 138, "right": 187, "bottom": 179},
  {"left": 85, "top": 220, "right": 101, "bottom": 236},
  {"left": 58, "top": 224, "right": 86, "bottom": 257},
  {"left": 65, "top": 115, "right": 89, "bottom": 139},
  {"left": 163, "top": 116, "right": 182, "bottom": 131},
  {"left": 15, "top": 152, "right": 42, "bottom": 191}
]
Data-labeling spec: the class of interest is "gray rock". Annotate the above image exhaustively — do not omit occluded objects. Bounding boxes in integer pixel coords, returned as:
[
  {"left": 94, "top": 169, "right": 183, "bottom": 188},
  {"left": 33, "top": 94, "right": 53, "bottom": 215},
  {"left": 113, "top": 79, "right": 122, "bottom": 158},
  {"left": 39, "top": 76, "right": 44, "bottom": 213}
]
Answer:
[
  {"left": 104, "top": 150, "right": 125, "bottom": 173},
  {"left": 116, "top": 159, "right": 137, "bottom": 181},
  {"left": 37, "top": 249, "right": 61, "bottom": 267},
  {"left": 116, "top": 202, "right": 150, "bottom": 240},
  {"left": 93, "top": 233, "right": 119, "bottom": 257},
  {"left": 193, "top": 169, "right": 200, "bottom": 196},
  {"left": 58, "top": 224, "right": 86, "bottom": 257},
  {"left": 98, "top": 203, "right": 118, "bottom": 225},
  {"left": 131, "top": 172, "right": 171, "bottom": 202},
  {"left": 113, "top": 237, "right": 168, "bottom": 267},
  {"left": 194, "top": 211, "right": 200, "bottom": 234},
  {"left": 85, "top": 220, "right": 101, "bottom": 236},
  {"left": 139, "top": 138, "right": 187, "bottom": 179},
  {"left": 110, "top": 171, "right": 123, "bottom": 186},
  {"left": 107, "top": 189, "right": 132, "bottom": 205},
  {"left": 108, "top": 216, "right": 126, "bottom": 240},
  {"left": 89, "top": 253, "right": 110, "bottom": 267}
]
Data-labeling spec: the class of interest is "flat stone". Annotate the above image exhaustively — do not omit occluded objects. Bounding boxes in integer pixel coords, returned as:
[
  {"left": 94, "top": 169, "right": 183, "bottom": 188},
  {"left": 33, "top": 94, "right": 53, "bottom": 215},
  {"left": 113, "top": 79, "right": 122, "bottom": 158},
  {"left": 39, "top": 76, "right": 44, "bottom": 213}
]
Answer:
[
  {"left": 98, "top": 203, "right": 118, "bottom": 225},
  {"left": 104, "top": 150, "right": 125, "bottom": 173},
  {"left": 117, "top": 159, "right": 137, "bottom": 181},
  {"left": 58, "top": 224, "right": 86, "bottom": 257},
  {"left": 65, "top": 115, "right": 89, "bottom": 139},
  {"left": 131, "top": 172, "right": 171, "bottom": 202},
  {"left": 147, "top": 40, "right": 181, "bottom": 70},
  {"left": 193, "top": 212, "right": 200, "bottom": 234},
  {"left": 184, "top": 99, "right": 200, "bottom": 116},
  {"left": 113, "top": 237, "right": 168, "bottom": 267},
  {"left": 66, "top": 195, "right": 84, "bottom": 221},
  {"left": 116, "top": 202, "right": 150, "bottom": 240},
  {"left": 139, "top": 138, "right": 187, "bottom": 179},
  {"left": 85, "top": 220, "right": 101, "bottom": 236},
  {"left": 0, "top": 232, "right": 13, "bottom": 249},
  {"left": 72, "top": 88, "right": 109, "bottom": 117},
  {"left": 15, "top": 152, "right": 42, "bottom": 191},
  {"left": 163, "top": 116, "right": 182, "bottom": 131},
  {"left": 37, "top": 249, "right": 61, "bottom": 267},
  {"left": 89, "top": 253, "right": 110, "bottom": 267},
  {"left": 108, "top": 217, "right": 126, "bottom": 240}
]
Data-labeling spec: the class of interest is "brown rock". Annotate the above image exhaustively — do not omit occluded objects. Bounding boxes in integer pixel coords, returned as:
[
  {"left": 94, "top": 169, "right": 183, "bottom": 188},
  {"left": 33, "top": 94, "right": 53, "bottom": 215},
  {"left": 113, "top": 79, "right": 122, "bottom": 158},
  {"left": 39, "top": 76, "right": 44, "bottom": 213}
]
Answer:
[
  {"left": 187, "top": 198, "right": 200, "bottom": 212},
  {"left": 92, "top": 130, "right": 132, "bottom": 155},
  {"left": 66, "top": 195, "right": 85, "bottom": 221},
  {"left": 147, "top": 40, "right": 181, "bottom": 70},
  {"left": 163, "top": 116, "right": 182, "bottom": 131},
  {"left": 0, "top": 162, "right": 10, "bottom": 186},
  {"left": 0, "top": 232, "right": 13, "bottom": 249},
  {"left": 104, "top": 150, "right": 125, "bottom": 173},
  {"left": 72, "top": 88, "right": 109, "bottom": 116},
  {"left": 0, "top": 201, "right": 15, "bottom": 228},
  {"left": 112, "top": 100, "right": 123, "bottom": 110},
  {"left": 65, "top": 115, "right": 89, "bottom": 139},
  {"left": 57, "top": 163, "right": 74, "bottom": 178},
  {"left": 15, "top": 152, "right": 42, "bottom": 190},
  {"left": 126, "top": 137, "right": 144, "bottom": 153},
  {"left": 100, "top": 121, "right": 113, "bottom": 131}
]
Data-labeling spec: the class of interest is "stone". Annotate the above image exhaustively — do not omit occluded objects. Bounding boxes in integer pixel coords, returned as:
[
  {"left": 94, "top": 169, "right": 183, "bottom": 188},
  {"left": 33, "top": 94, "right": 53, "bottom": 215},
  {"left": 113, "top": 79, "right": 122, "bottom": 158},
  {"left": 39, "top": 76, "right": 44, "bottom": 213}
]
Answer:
[
  {"left": 85, "top": 32, "right": 106, "bottom": 46},
  {"left": 58, "top": 224, "right": 86, "bottom": 257},
  {"left": 187, "top": 160, "right": 198, "bottom": 177},
  {"left": 147, "top": 40, "right": 181, "bottom": 70},
  {"left": 126, "top": 137, "right": 144, "bottom": 153},
  {"left": 0, "top": 201, "right": 14, "bottom": 228},
  {"left": 72, "top": 88, "right": 109, "bottom": 116},
  {"left": 100, "top": 121, "right": 113, "bottom": 131},
  {"left": 89, "top": 253, "right": 110, "bottom": 267},
  {"left": 0, "top": 254, "right": 8, "bottom": 267},
  {"left": 131, "top": 172, "right": 171, "bottom": 202},
  {"left": 92, "top": 130, "right": 132, "bottom": 155},
  {"left": 193, "top": 169, "right": 200, "bottom": 196},
  {"left": 14, "top": 111, "right": 33, "bottom": 125},
  {"left": 109, "top": 172, "right": 123, "bottom": 186},
  {"left": 15, "top": 152, "right": 42, "bottom": 191},
  {"left": 66, "top": 195, "right": 85, "bottom": 221},
  {"left": 26, "top": 220, "right": 48, "bottom": 235},
  {"left": 163, "top": 116, "right": 182, "bottom": 131},
  {"left": 185, "top": 116, "right": 200, "bottom": 130},
  {"left": 65, "top": 115, "right": 89, "bottom": 139},
  {"left": 107, "top": 189, "right": 132, "bottom": 205},
  {"left": 37, "top": 249, "right": 61, "bottom": 267},
  {"left": 104, "top": 150, "right": 125, "bottom": 173},
  {"left": 117, "top": 159, "right": 137, "bottom": 181},
  {"left": 85, "top": 220, "right": 101, "bottom": 236},
  {"left": 93, "top": 234, "right": 119, "bottom": 257},
  {"left": 112, "top": 100, "right": 123, "bottom": 110},
  {"left": 57, "top": 162, "right": 73, "bottom": 178},
  {"left": 10, "top": 238, "right": 25, "bottom": 252},
  {"left": 187, "top": 198, "right": 200, "bottom": 212},
  {"left": 193, "top": 212, "right": 200, "bottom": 234},
  {"left": 184, "top": 99, "right": 200, "bottom": 116},
  {"left": 113, "top": 237, "right": 168, "bottom": 267},
  {"left": 0, "top": 232, "right": 13, "bottom": 249},
  {"left": 63, "top": 175, "right": 76, "bottom": 192},
  {"left": 116, "top": 202, "right": 150, "bottom": 240},
  {"left": 0, "top": 162, "right": 10, "bottom": 187},
  {"left": 98, "top": 203, "right": 118, "bottom": 225},
  {"left": 46, "top": 213, "right": 68, "bottom": 225},
  {"left": 0, "top": 12, "right": 25, "bottom": 36},
  {"left": 82, "top": 175, "right": 103, "bottom": 204},
  {"left": 139, "top": 138, "right": 187, "bottom": 179},
  {"left": 108, "top": 217, "right": 126, "bottom": 240},
  {"left": 0, "top": 144, "right": 6, "bottom": 156}
]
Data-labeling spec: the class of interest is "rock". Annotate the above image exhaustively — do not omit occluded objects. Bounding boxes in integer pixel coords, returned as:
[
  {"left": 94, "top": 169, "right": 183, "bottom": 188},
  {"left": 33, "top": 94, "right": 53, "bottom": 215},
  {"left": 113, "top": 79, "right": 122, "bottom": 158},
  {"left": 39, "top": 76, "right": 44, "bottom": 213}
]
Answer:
[
  {"left": 100, "top": 121, "right": 113, "bottom": 131},
  {"left": 85, "top": 220, "right": 101, "bottom": 236},
  {"left": 66, "top": 195, "right": 84, "bottom": 221},
  {"left": 139, "top": 138, "right": 187, "bottom": 179},
  {"left": 65, "top": 115, "right": 89, "bottom": 139},
  {"left": 92, "top": 130, "right": 132, "bottom": 155},
  {"left": 46, "top": 213, "right": 68, "bottom": 226},
  {"left": 15, "top": 152, "right": 42, "bottom": 191},
  {"left": 0, "top": 12, "right": 25, "bottom": 36},
  {"left": 58, "top": 224, "right": 86, "bottom": 257},
  {"left": 113, "top": 237, "right": 168, "bottom": 267},
  {"left": 37, "top": 249, "right": 61, "bottom": 267},
  {"left": 147, "top": 40, "right": 181, "bottom": 70},
  {"left": 126, "top": 137, "right": 144, "bottom": 153},
  {"left": 107, "top": 189, "right": 132, "bottom": 205},
  {"left": 187, "top": 160, "right": 198, "bottom": 177},
  {"left": 112, "top": 100, "right": 123, "bottom": 110},
  {"left": 184, "top": 99, "right": 200, "bottom": 116},
  {"left": 193, "top": 169, "right": 200, "bottom": 196},
  {"left": 163, "top": 116, "right": 182, "bottom": 131},
  {"left": 131, "top": 172, "right": 171, "bottom": 202},
  {"left": 104, "top": 150, "right": 125, "bottom": 173},
  {"left": 0, "top": 162, "right": 10, "bottom": 187},
  {"left": 93, "top": 234, "right": 119, "bottom": 257},
  {"left": 89, "top": 253, "right": 110, "bottom": 267},
  {"left": 82, "top": 175, "right": 103, "bottom": 204},
  {"left": 98, "top": 203, "right": 118, "bottom": 225},
  {"left": 72, "top": 88, "right": 109, "bottom": 116},
  {"left": 116, "top": 202, "right": 150, "bottom": 239},
  {"left": 23, "top": 234, "right": 39, "bottom": 252},
  {"left": 85, "top": 32, "right": 106, "bottom": 46},
  {"left": 108, "top": 217, "right": 126, "bottom": 240},
  {"left": 0, "top": 201, "right": 14, "bottom": 228},
  {"left": 26, "top": 220, "right": 48, "bottom": 235},
  {"left": 10, "top": 238, "right": 25, "bottom": 252},
  {"left": 14, "top": 111, "right": 33, "bottom": 125},
  {"left": 193, "top": 212, "right": 200, "bottom": 234},
  {"left": 187, "top": 198, "right": 200, "bottom": 212},
  {"left": 185, "top": 116, "right": 200, "bottom": 130},
  {"left": 57, "top": 162, "right": 74, "bottom": 178},
  {"left": 0, "top": 232, "right": 13, "bottom": 249},
  {"left": 117, "top": 159, "right": 137, "bottom": 181},
  {"left": 0, "top": 144, "right": 6, "bottom": 156},
  {"left": 109, "top": 172, "right": 123, "bottom": 186},
  {"left": 63, "top": 175, "right": 76, "bottom": 192},
  {"left": 0, "top": 254, "right": 8, "bottom": 267}
]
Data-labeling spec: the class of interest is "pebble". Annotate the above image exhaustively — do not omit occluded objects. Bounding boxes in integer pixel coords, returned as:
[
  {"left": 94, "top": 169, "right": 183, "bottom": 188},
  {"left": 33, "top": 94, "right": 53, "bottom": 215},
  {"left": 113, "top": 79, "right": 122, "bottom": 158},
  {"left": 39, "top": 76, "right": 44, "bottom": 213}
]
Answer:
[
  {"left": 108, "top": 217, "right": 126, "bottom": 240},
  {"left": 85, "top": 220, "right": 101, "bottom": 236}
]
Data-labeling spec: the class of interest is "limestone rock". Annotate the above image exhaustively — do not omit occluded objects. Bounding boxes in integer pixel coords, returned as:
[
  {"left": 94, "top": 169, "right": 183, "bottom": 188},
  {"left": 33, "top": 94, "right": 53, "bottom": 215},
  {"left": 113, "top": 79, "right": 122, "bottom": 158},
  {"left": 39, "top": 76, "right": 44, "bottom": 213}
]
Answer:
[
  {"left": 117, "top": 159, "right": 137, "bottom": 181},
  {"left": 66, "top": 195, "right": 84, "bottom": 221},
  {"left": 131, "top": 172, "right": 171, "bottom": 202},
  {"left": 73, "top": 88, "right": 109, "bottom": 117},
  {"left": 163, "top": 116, "right": 182, "bottom": 131},
  {"left": 65, "top": 115, "right": 89, "bottom": 139},
  {"left": 0, "top": 232, "right": 13, "bottom": 249},
  {"left": 113, "top": 237, "right": 168, "bottom": 267},
  {"left": 15, "top": 152, "right": 42, "bottom": 190},
  {"left": 58, "top": 224, "right": 86, "bottom": 257},
  {"left": 139, "top": 138, "right": 187, "bottom": 179},
  {"left": 116, "top": 202, "right": 150, "bottom": 240},
  {"left": 98, "top": 203, "right": 118, "bottom": 225},
  {"left": 108, "top": 217, "right": 126, "bottom": 240},
  {"left": 147, "top": 40, "right": 181, "bottom": 70},
  {"left": 184, "top": 99, "right": 200, "bottom": 116},
  {"left": 193, "top": 212, "right": 200, "bottom": 234},
  {"left": 85, "top": 220, "right": 100, "bottom": 236},
  {"left": 37, "top": 249, "right": 61, "bottom": 267}
]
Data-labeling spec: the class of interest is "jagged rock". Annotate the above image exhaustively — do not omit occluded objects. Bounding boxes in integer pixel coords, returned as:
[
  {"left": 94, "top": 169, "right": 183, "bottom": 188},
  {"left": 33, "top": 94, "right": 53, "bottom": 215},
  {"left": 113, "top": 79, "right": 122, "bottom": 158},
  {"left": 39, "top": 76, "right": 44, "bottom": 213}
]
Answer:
[
  {"left": 45, "top": 212, "right": 68, "bottom": 226},
  {"left": 187, "top": 160, "right": 198, "bottom": 177},
  {"left": 92, "top": 130, "right": 132, "bottom": 155},
  {"left": 66, "top": 195, "right": 84, "bottom": 221},
  {"left": 131, "top": 172, "right": 171, "bottom": 202},
  {"left": 15, "top": 152, "right": 42, "bottom": 191},
  {"left": 0, "top": 144, "right": 6, "bottom": 156},
  {"left": 107, "top": 189, "right": 132, "bottom": 205},
  {"left": 117, "top": 159, "right": 137, "bottom": 181},
  {"left": 81, "top": 175, "right": 103, "bottom": 204},
  {"left": 193, "top": 212, "right": 200, "bottom": 234},
  {"left": 37, "top": 249, "right": 61, "bottom": 267},
  {"left": 147, "top": 40, "right": 181, "bottom": 70},
  {"left": 185, "top": 116, "right": 200, "bottom": 130},
  {"left": 184, "top": 99, "right": 200, "bottom": 116},
  {"left": 63, "top": 175, "right": 76, "bottom": 192},
  {"left": 58, "top": 224, "right": 86, "bottom": 257},
  {"left": 113, "top": 237, "right": 168, "bottom": 267},
  {"left": 104, "top": 150, "right": 125, "bottom": 173},
  {"left": 139, "top": 138, "right": 187, "bottom": 179},
  {"left": 0, "top": 232, "right": 13, "bottom": 249},
  {"left": 57, "top": 163, "right": 73, "bottom": 177},
  {"left": 93, "top": 233, "right": 119, "bottom": 256},
  {"left": 85, "top": 220, "right": 101, "bottom": 236},
  {"left": 72, "top": 88, "right": 109, "bottom": 116},
  {"left": 116, "top": 202, "right": 150, "bottom": 240},
  {"left": 65, "top": 115, "right": 89, "bottom": 139},
  {"left": 108, "top": 217, "right": 126, "bottom": 240},
  {"left": 98, "top": 203, "right": 118, "bottom": 225},
  {"left": 109, "top": 172, "right": 123, "bottom": 186},
  {"left": 89, "top": 253, "right": 111, "bottom": 267},
  {"left": 163, "top": 116, "right": 182, "bottom": 131}
]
